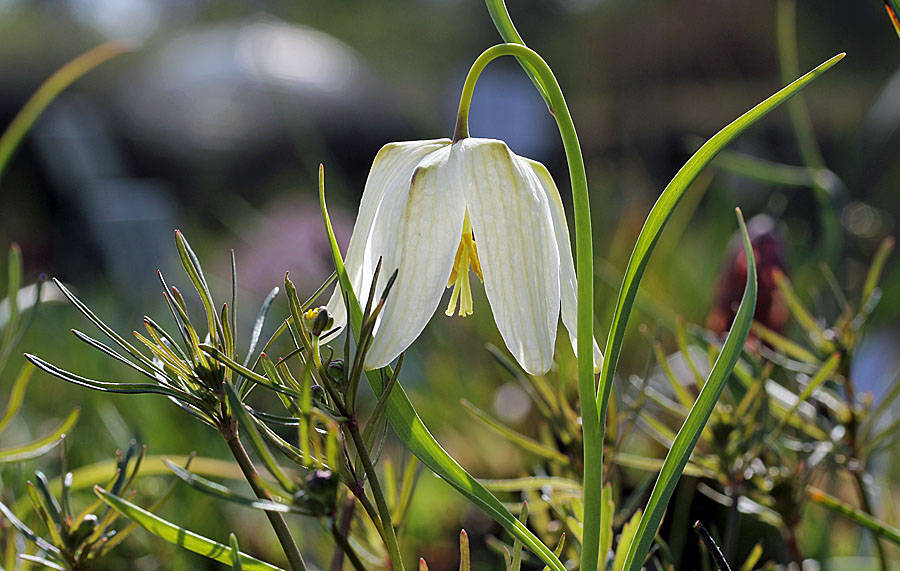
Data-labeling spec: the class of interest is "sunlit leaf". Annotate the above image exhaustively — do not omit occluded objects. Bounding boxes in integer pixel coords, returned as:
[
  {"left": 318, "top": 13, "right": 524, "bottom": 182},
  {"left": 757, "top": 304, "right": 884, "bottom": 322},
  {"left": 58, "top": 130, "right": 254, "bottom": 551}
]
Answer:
[
  {"left": 95, "top": 486, "right": 284, "bottom": 570},
  {"left": 0, "top": 408, "right": 79, "bottom": 464},
  {"left": 0, "top": 42, "right": 132, "bottom": 182},
  {"left": 621, "top": 210, "right": 757, "bottom": 571}
]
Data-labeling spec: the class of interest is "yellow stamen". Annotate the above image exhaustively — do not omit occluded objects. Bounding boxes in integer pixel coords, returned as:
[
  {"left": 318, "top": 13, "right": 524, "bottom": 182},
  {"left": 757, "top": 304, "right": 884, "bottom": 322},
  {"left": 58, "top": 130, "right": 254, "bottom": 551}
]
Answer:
[{"left": 445, "top": 212, "right": 483, "bottom": 317}]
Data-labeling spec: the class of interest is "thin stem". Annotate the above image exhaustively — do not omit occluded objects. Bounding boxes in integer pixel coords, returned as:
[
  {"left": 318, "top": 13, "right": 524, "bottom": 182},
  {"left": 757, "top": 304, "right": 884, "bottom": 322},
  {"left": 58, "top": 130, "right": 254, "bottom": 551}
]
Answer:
[
  {"left": 346, "top": 419, "right": 405, "bottom": 570},
  {"left": 455, "top": 43, "right": 599, "bottom": 571},
  {"left": 852, "top": 470, "right": 888, "bottom": 571},
  {"left": 222, "top": 422, "right": 308, "bottom": 571},
  {"left": 331, "top": 498, "right": 366, "bottom": 571},
  {"left": 840, "top": 357, "right": 889, "bottom": 571},
  {"left": 776, "top": 0, "right": 840, "bottom": 263}
]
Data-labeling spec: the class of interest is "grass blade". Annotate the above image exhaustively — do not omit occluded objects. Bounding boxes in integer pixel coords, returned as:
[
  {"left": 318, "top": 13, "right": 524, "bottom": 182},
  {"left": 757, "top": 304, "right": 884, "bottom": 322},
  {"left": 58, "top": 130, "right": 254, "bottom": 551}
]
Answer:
[
  {"left": 1, "top": 244, "right": 22, "bottom": 351},
  {"left": 596, "top": 52, "right": 843, "bottom": 423},
  {"left": 0, "top": 408, "right": 79, "bottom": 463},
  {"left": 94, "top": 486, "right": 285, "bottom": 570},
  {"left": 0, "top": 362, "right": 34, "bottom": 434},
  {"left": 621, "top": 209, "right": 758, "bottom": 571},
  {"left": 460, "top": 400, "right": 570, "bottom": 466},
  {"left": 0, "top": 42, "right": 132, "bottom": 182},
  {"left": 809, "top": 487, "right": 900, "bottom": 547}
]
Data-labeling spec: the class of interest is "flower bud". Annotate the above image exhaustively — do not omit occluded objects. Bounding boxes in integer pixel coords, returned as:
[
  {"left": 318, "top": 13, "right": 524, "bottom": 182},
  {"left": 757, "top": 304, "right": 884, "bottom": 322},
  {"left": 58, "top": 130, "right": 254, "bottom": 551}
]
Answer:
[{"left": 303, "top": 306, "right": 334, "bottom": 337}]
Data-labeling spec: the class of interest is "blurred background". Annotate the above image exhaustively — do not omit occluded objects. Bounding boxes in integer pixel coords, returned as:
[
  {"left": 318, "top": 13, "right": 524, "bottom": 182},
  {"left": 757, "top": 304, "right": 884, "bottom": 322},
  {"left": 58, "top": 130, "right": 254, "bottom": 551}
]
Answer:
[{"left": 1, "top": 0, "right": 899, "bottom": 569}]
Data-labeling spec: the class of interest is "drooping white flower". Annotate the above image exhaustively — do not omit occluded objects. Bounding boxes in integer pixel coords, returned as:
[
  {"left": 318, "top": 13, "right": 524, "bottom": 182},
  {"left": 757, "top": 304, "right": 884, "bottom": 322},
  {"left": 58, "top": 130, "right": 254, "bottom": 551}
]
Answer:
[{"left": 325, "top": 137, "right": 602, "bottom": 375}]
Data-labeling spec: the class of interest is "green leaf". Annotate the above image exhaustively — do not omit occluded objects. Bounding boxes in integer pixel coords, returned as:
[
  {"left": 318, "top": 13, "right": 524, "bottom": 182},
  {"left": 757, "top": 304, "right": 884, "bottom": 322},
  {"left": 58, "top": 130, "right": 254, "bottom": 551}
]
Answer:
[
  {"left": 17, "top": 554, "right": 67, "bottom": 570},
  {"left": 739, "top": 542, "right": 763, "bottom": 571},
  {"left": 94, "top": 486, "right": 285, "bottom": 570},
  {"left": 231, "top": 534, "right": 244, "bottom": 571},
  {"left": 773, "top": 271, "right": 834, "bottom": 352},
  {"left": 860, "top": 237, "right": 894, "bottom": 314},
  {"left": 203, "top": 345, "right": 299, "bottom": 398},
  {"left": 613, "top": 509, "right": 642, "bottom": 571},
  {"left": 244, "top": 287, "right": 280, "bottom": 368},
  {"left": 318, "top": 165, "right": 564, "bottom": 571},
  {"left": 766, "top": 352, "right": 841, "bottom": 444},
  {"left": 809, "top": 487, "right": 900, "bottom": 547},
  {"left": 223, "top": 382, "right": 297, "bottom": 493},
  {"left": 1, "top": 244, "right": 22, "bottom": 352},
  {"left": 0, "top": 362, "right": 33, "bottom": 435},
  {"left": 459, "top": 530, "right": 471, "bottom": 571},
  {"left": 596, "top": 52, "right": 843, "bottom": 422},
  {"left": 598, "top": 484, "right": 614, "bottom": 567},
  {"left": 162, "top": 458, "right": 297, "bottom": 514},
  {"left": 24, "top": 353, "right": 207, "bottom": 410},
  {"left": 174, "top": 230, "right": 222, "bottom": 348},
  {"left": 750, "top": 322, "right": 820, "bottom": 364},
  {"left": 510, "top": 502, "right": 528, "bottom": 571},
  {"left": 478, "top": 477, "right": 582, "bottom": 494},
  {"left": 0, "top": 42, "right": 132, "bottom": 183},
  {"left": 460, "top": 400, "right": 571, "bottom": 466},
  {"left": 0, "top": 408, "right": 79, "bottom": 464},
  {"left": 621, "top": 209, "right": 758, "bottom": 571}
]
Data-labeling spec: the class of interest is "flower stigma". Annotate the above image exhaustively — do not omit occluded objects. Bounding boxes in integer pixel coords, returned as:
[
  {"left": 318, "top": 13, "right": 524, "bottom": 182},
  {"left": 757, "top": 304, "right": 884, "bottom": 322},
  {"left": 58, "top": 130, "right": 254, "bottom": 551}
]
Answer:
[{"left": 445, "top": 211, "right": 483, "bottom": 317}]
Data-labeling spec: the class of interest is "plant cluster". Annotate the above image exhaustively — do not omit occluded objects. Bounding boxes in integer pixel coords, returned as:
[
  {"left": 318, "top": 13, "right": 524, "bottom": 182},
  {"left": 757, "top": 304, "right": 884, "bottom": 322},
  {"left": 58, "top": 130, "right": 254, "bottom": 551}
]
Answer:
[{"left": 0, "top": 1, "right": 898, "bottom": 571}]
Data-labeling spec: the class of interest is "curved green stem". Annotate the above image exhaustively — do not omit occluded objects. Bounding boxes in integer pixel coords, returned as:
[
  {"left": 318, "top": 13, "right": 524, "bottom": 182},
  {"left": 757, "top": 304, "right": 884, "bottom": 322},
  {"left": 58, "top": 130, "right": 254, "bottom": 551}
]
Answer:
[
  {"left": 483, "top": 0, "right": 552, "bottom": 109},
  {"left": 454, "top": 43, "right": 601, "bottom": 571},
  {"left": 776, "top": 0, "right": 840, "bottom": 264}
]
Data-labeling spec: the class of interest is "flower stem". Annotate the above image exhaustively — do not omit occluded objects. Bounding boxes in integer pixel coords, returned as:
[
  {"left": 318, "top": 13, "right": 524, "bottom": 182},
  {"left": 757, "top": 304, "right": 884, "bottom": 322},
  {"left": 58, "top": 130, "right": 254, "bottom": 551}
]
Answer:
[
  {"left": 222, "top": 422, "right": 308, "bottom": 571},
  {"left": 455, "top": 43, "right": 600, "bottom": 571},
  {"left": 346, "top": 418, "right": 406, "bottom": 570},
  {"left": 330, "top": 499, "right": 366, "bottom": 571}
]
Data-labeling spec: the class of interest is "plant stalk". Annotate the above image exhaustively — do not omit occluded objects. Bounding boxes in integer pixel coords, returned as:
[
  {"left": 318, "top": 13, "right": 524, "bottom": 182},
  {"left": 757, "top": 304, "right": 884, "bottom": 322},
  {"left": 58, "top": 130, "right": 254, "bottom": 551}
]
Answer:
[
  {"left": 222, "top": 422, "right": 308, "bottom": 571},
  {"left": 454, "top": 42, "right": 599, "bottom": 571},
  {"left": 346, "top": 419, "right": 406, "bottom": 570},
  {"left": 330, "top": 498, "right": 366, "bottom": 571}
]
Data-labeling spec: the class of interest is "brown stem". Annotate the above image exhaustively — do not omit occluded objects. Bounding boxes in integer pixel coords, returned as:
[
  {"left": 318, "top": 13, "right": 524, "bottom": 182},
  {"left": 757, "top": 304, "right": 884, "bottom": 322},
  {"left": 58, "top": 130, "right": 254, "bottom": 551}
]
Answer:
[
  {"left": 785, "top": 525, "right": 803, "bottom": 566},
  {"left": 331, "top": 496, "right": 365, "bottom": 571},
  {"left": 222, "top": 420, "right": 308, "bottom": 571}
]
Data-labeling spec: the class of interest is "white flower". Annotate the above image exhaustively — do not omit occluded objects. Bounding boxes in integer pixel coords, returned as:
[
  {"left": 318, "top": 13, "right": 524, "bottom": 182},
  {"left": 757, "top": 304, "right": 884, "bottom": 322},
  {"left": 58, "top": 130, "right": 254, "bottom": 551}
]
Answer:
[{"left": 325, "top": 137, "right": 602, "bottom": 375}]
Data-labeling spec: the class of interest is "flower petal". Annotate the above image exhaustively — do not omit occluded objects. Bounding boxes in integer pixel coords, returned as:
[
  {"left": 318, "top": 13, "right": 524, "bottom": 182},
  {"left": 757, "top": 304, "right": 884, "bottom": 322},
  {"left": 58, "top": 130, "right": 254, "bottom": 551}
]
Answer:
[
  {"left": 324, "top": 139, "right": 450, "bottom": 340},
  {"left": 365, "top": 145, "right": 466, "bottom": 368},
  {"left": 525, "top": 158, "right": 603, "bottom": 373},
  {"left": 456, "top": 139, "right": 560, "bottom": 375}
]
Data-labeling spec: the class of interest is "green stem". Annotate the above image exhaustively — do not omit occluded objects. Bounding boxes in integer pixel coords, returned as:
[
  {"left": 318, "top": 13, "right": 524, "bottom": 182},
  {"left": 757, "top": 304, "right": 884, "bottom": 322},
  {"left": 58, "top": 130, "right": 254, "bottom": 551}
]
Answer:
[
  {"left": 346, "top": 419, "right": 406, "bottom": 570},
  {"left": 776, "top": 0, "right": 840, "bottom": 263},
  {"left": 454, "top": 43, "right": 599, "bottom": 571},
  {"left": 222, "top": 422, "right": 308, "bottom": 571}
]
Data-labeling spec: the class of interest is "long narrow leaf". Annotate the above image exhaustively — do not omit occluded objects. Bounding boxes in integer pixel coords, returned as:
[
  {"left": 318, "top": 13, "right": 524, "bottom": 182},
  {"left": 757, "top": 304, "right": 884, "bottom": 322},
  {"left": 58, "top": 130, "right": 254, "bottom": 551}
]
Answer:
[
  {"left": 622, "top": 210, "right": 758, "bottom": 571},
  {"left": 318, "top": 165, "right": 564, "bottom": 571},
  {"left": 460, "top": 400, "right": 570, "bottom": 466},
  {"left": 596, "top": 53, "right": 843, "bottom": 419},
  {"left": 94, "top": 487, "right": 285, "bottom": 570},
  {"left": 809, "top": 487, "right": 900, "bottom": 546},
  {"left": 0, "top": 408, "right": 79, "bottom": 463},
  {"left": 24, "top": 354, "right": 206, "bottom": 409},
  {"left": 0, "top": 42, "right": 131, "bottom": 182},
  {"left": 0, "top": 362, "right": 33, "bottom": 434}
]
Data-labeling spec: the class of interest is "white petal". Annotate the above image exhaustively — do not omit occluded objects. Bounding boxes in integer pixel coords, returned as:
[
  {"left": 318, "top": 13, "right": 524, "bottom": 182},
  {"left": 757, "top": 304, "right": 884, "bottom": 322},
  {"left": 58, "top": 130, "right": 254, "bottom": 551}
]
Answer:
[
  {"left": 324, "top": 139, "right": 450, "bottom": 340},
  {"left": 525, "top": 159, "right": 603, "bottom": 373},
  {"left": 456, "top": 139, "right": 560, "bottom": 375},
  {"left": 365, "top": 145, "right": 466, "bottom": 368}
]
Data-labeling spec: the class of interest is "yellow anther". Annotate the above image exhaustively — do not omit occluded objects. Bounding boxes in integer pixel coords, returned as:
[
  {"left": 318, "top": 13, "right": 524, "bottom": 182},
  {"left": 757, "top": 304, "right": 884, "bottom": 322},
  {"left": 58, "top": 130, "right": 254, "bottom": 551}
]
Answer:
[{"left": 445, "top": 212, "right": 483, "bottom": 317}]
